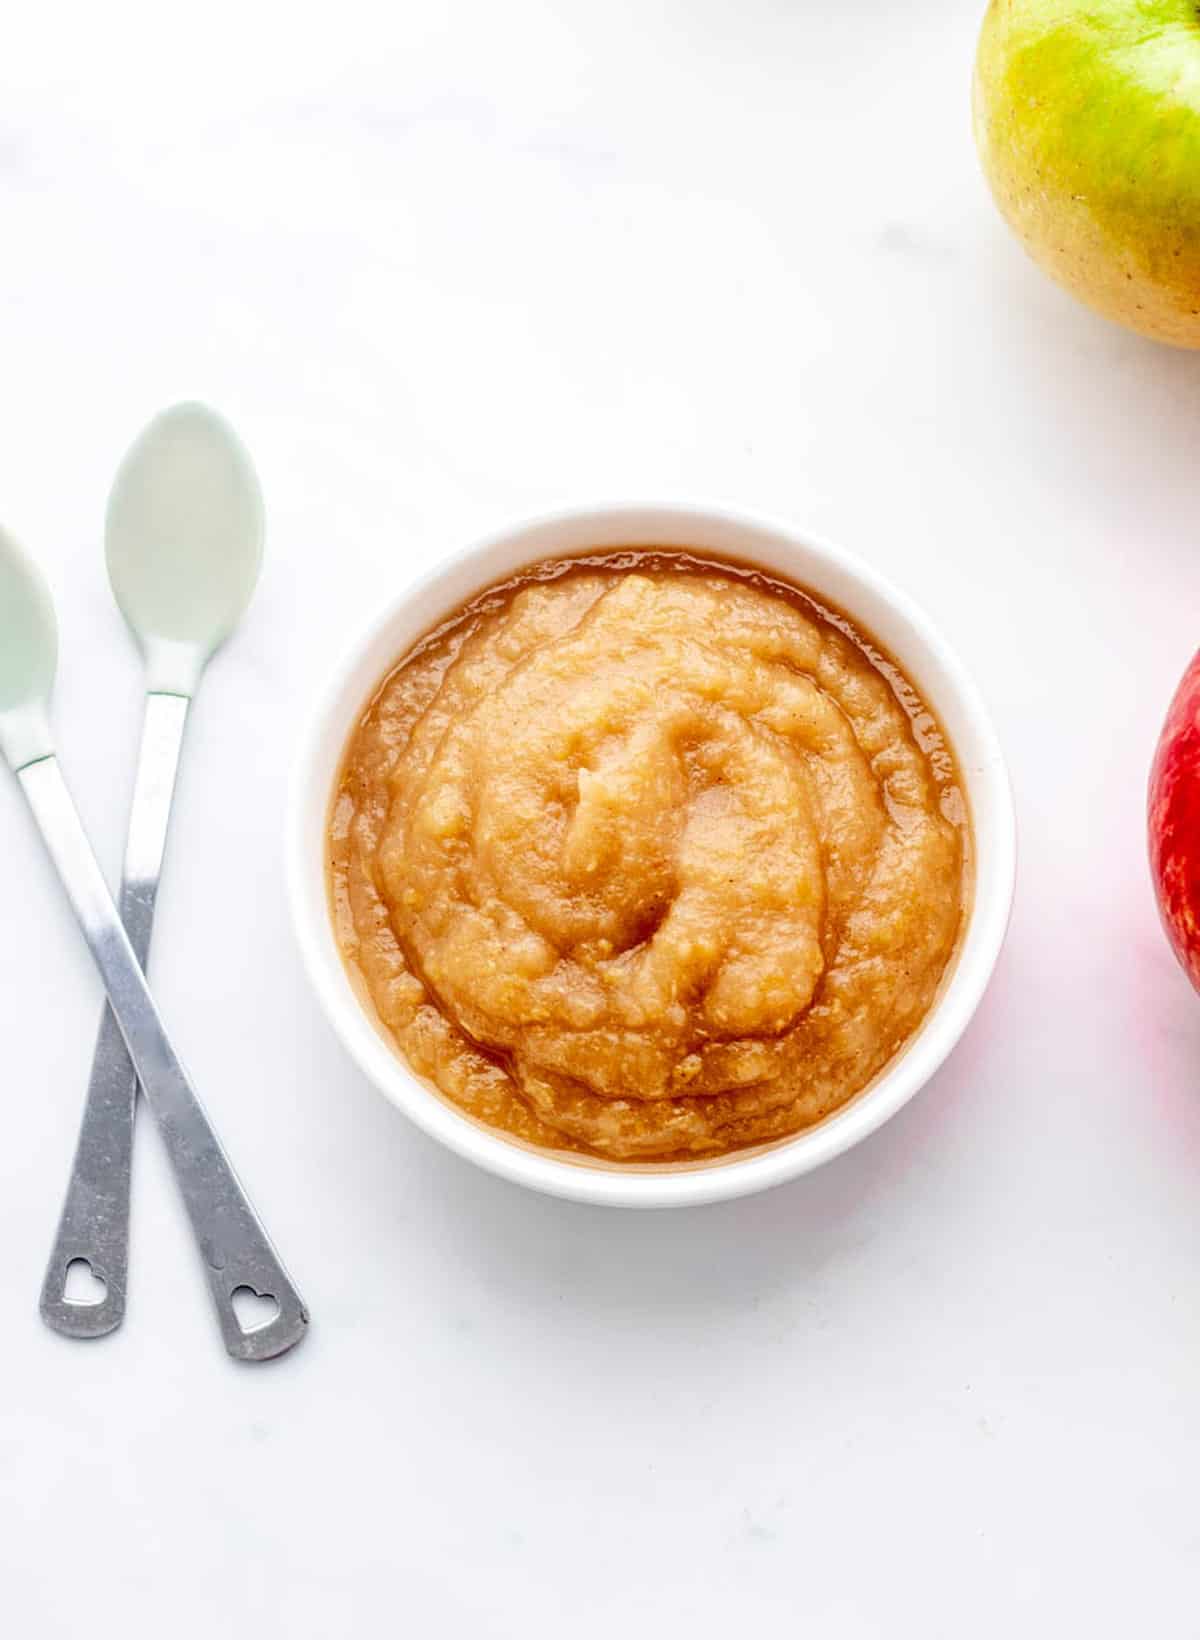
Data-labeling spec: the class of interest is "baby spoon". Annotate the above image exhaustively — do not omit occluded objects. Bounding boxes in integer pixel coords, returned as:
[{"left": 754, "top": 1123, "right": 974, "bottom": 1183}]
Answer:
[
  {"left": 0, "top": 523, "right": 306, "bottom": 1364},
  {"left": 40, "top": 403, "right": 267, "bottom": 1344}
]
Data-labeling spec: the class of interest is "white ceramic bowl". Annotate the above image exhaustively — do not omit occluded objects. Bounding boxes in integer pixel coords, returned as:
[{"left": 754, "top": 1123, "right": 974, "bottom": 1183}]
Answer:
[{"left": 288, "top": 505, "right": 1015, "bottom": 1207}]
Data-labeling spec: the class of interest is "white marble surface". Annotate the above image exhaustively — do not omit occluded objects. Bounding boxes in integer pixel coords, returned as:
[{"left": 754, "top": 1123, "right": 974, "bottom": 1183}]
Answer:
[{"left": 3, "top": 2, "right": 1199, "bottom": 1632}]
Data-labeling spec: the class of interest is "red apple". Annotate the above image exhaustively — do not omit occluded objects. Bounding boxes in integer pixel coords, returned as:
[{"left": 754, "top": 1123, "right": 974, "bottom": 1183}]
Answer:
[{"left": 1149, "top": 650, "right": 1200, "bottom": 991}]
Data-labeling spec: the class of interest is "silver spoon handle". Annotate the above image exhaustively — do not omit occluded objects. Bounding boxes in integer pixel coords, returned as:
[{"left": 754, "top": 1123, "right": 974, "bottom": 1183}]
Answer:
[
  {"left": 40, "top": 691, "right": 189, "bottom": 1340},
  {"left": 20, "top": 752, "right": 308, "bottom": 1362}
]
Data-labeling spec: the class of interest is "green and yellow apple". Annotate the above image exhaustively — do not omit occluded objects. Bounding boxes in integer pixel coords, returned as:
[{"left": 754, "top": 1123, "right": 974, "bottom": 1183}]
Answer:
[{"left": 974, "top": 0, "right": 1200, "bottom": 347}]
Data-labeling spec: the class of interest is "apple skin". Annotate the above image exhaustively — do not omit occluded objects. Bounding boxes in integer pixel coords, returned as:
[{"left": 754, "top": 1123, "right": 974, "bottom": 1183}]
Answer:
[
  {"left": 1149, "top": 652, "right": 1200, "bottom": 991},
  {"left": 974, "top": 0, "right": 1200, "bottom": 348}
]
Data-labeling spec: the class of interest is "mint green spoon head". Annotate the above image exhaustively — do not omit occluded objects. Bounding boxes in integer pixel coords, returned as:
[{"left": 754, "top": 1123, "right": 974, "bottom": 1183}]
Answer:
[
  {"left": 105, "top": 403, "right": 265, "bottom": 696},
  {"left": 0, "top": 525, "right": 57, "bottom": 770}
]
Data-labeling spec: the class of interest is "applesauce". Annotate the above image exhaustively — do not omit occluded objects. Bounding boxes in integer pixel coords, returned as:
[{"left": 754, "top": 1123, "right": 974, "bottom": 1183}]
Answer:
[{"left": 327, "top": 552, "right": 970, "bottom": 1162}]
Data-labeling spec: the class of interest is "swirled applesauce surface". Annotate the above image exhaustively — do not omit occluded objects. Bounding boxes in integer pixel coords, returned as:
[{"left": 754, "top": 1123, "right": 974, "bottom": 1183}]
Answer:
[{"left": 328, "top": 553, "right": 970, "bottom": 1162}]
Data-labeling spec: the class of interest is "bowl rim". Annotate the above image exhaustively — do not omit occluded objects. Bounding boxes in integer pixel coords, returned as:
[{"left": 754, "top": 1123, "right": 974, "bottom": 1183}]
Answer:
[{"left": 287, "top": 502, "right": 1016, "bottom": 1208}]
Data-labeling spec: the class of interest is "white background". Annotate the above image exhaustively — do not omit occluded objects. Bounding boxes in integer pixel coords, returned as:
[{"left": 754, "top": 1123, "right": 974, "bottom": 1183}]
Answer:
[{"left": 2, "top": 2, "right": 1198, "bottom": 1633}]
